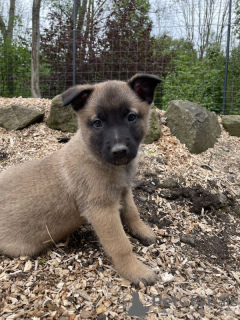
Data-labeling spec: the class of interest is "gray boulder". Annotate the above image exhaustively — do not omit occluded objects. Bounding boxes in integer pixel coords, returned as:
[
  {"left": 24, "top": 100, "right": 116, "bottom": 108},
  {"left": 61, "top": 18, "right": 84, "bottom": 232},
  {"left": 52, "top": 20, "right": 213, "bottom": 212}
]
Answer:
[
  {"left": 143, "top": 105, "right": 162, "bottom": 144},
  {"left": 165, "top": 100, "right": 221, "bottom": 154},
  {"left": 222, "top": 115, "right": 240, "bottom": 137},
  {"left": 46, "top": 94, "right": 78, "bottom": 132},
  {"left": 0, "top": 105, "right": 44, "bottom": 131}
]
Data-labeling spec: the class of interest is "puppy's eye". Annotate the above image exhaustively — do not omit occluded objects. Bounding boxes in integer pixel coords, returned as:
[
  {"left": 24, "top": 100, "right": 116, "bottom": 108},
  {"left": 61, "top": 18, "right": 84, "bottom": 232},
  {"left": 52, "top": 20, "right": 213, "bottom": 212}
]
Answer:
[
  {"left": 127, "top": 113, "right": 137, "bottom": 123},
  {"left": 93, "top": 119, "right": 103, "bottom": 128}
]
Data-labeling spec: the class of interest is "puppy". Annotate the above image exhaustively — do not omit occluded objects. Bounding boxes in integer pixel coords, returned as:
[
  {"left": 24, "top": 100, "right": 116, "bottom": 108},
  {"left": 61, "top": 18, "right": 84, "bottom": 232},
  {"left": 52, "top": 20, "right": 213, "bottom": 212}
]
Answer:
[{"left": 0, "top": 74, "right": 161, "bottom": 285}]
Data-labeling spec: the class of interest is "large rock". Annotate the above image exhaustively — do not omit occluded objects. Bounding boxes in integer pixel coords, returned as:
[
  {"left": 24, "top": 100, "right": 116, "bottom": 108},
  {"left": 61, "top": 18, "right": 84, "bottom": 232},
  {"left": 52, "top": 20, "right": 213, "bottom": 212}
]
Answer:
[
  {"left": 165, "top": 100, "right": 221, "bottom": 154},
  {"left": 0, "top": 105, "right": 44, "bottom": 130},
  {"left": 143, "top": 105, "right": 162, "bottom": 144},
  {"left": 46, "top": 94, "right": 78, "bottom": 132},
  {"left": 222, "top": 115, "right": 240, "bottom": 137}
]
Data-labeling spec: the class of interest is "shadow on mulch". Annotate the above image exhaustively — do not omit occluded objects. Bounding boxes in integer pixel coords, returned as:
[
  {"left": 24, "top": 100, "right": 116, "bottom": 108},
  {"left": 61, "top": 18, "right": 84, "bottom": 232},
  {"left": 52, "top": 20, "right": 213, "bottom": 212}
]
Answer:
[{"left": 66, "top": 226, "right": 101, "bottom": 252}]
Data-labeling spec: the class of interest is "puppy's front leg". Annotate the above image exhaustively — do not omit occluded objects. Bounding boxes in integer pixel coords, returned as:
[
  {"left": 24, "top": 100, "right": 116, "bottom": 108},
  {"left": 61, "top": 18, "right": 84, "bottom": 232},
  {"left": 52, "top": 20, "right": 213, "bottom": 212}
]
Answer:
[
  {"left": 87, "top": 204, "right": 157, "bottom": 286},
  {"left": 121, "top": 189, "right": 156, "bottom": 246}
]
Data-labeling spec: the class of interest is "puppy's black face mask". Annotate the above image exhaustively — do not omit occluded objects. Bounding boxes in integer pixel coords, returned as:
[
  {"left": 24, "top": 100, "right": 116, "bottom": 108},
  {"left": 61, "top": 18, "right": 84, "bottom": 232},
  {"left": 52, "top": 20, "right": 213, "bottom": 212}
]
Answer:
[
  {"left": 62, "top": 74, "right": 162, "bottom": 166},
  {"left": 88, "top": 104, "right": 144, "bottom": 166}
]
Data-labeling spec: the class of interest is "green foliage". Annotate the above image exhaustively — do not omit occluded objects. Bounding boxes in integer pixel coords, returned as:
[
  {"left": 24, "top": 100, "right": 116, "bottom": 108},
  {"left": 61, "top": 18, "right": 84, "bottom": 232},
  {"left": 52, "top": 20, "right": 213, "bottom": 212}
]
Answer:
[
  {"left": 227, "top": 45, "right": 240, "bottom": 114},
  {"left": 0, "top": 0, "right": 239, "bottom": 115},
  {"left": 0, "top": 38, "right": 31, "bottom": 97},
  {"left": 160, "top": 42, "right": 225, "bottom": 114}
]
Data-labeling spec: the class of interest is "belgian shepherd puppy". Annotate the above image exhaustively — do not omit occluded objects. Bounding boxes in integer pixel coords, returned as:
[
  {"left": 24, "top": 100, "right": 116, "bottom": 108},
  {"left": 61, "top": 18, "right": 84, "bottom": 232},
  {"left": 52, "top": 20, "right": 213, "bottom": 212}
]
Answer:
[{"left": 0, "top": 74, "right": 161, "bottom": 285}]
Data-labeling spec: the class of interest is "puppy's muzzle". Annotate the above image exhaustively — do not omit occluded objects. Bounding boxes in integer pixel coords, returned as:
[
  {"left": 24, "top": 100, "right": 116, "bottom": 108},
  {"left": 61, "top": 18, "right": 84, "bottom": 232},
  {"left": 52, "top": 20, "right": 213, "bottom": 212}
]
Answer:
[{"left": 111, "top": 143, "right": 129, "bottom": 165}]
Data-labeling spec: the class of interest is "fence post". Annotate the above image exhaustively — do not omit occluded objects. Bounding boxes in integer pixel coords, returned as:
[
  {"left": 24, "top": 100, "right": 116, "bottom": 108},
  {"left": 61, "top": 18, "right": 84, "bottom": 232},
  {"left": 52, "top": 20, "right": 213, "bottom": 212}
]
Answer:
[
  {"left": 73, "top": 0, "right": 77, "bottom": 86},
  {"left": 222, "top": 0, "right": 232, "bottom": 115}
]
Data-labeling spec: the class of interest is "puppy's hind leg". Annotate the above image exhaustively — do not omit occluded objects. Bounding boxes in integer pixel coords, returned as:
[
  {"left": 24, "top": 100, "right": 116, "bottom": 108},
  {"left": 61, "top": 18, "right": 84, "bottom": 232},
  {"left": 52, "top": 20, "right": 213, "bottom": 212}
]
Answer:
[{"left": 121, "top": 188, "right": 156, "bottom": 246}]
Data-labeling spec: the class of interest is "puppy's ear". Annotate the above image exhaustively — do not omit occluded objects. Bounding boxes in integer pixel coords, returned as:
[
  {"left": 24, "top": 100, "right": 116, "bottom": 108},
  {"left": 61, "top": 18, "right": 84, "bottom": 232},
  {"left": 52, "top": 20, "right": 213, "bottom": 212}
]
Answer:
[
  {"left": 128, "top": 74, "right": 162, "bottom": 104},
  {"left": 62, "top": 85, "right": 94, "bottom": 111}
]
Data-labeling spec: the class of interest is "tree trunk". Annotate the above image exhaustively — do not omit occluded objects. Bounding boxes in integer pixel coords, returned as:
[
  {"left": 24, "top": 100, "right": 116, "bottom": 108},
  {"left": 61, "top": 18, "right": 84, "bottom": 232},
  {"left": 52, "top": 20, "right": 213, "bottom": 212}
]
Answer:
[
  {"left": 77, "top": 0, "right": 88, "bottom": 32},
  {"left": 31, "top": 0, "right": 42, "bottom": 98}
]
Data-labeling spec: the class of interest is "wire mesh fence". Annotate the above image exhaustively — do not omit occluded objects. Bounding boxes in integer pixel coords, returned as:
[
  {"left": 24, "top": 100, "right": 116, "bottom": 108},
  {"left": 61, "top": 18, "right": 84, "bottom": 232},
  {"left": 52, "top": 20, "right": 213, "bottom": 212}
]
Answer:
[{"left": 0, "top": 0, "right": 240, "bottom": 115}]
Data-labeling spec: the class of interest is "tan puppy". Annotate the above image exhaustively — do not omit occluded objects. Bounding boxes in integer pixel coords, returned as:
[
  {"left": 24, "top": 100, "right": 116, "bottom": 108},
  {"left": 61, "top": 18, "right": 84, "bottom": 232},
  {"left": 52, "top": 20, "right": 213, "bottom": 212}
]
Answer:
[{"left": 0, "top": 74, "right": 161, "bottom": 286}]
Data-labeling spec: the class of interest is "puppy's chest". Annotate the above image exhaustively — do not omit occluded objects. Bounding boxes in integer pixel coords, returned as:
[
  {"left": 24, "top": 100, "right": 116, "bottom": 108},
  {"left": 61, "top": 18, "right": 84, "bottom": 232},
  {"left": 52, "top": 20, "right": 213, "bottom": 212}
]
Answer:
[
  {"left": 109, "top": 171, "right": 133, "bottom": 191},
  {"left": 96, "top": 167, "right": 133, "bottom": 192},
  {"left": 74, "top": 168, "right": 132, "bottom": 213}
]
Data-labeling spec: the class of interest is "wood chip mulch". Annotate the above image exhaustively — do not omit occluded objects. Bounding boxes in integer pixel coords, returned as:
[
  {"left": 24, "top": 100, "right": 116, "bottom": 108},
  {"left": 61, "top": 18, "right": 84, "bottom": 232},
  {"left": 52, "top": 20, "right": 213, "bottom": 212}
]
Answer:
[{"left": 0, "top": 97, "right": 239, "bottom": 320}]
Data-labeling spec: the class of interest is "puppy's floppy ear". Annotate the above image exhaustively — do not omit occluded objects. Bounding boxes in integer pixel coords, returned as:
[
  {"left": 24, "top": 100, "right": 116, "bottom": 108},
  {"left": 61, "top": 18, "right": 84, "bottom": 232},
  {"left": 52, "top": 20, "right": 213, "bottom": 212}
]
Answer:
[
  {"left": 62, "top": 85, "right": 94, "bottom": 111},
  {"left": 128, "top": 74, "right": 162, "bottom": 104}
]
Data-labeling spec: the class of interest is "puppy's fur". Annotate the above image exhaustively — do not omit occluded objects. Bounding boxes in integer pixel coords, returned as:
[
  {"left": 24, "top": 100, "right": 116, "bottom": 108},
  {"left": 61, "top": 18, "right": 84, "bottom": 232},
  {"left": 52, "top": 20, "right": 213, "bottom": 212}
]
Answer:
[{"left": 0, "top": 74, "right": 161, "bottom": 286}]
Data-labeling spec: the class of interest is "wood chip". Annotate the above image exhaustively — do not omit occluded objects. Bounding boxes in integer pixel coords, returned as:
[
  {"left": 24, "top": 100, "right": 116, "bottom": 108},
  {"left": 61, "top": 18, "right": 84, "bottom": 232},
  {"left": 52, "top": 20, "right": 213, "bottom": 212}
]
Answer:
[{"left": 23, "top": 260, "right": 33, "bottom": 272}]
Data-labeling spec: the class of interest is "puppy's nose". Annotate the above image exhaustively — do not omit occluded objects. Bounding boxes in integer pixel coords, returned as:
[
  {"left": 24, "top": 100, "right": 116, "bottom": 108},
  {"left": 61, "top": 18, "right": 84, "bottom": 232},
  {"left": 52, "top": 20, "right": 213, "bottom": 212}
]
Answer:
[{"left": 111, "top": 144, "right": 128, "bottom": 158}]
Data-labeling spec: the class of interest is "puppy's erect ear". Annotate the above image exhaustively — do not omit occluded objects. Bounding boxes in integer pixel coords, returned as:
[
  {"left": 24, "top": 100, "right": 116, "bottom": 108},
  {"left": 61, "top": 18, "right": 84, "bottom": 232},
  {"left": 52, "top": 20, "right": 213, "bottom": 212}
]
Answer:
[
  {"left": 128, "top": 74, "right": 162, "bottom": 104},
  {"left": 62, "top": 85, "right": 94, "bottom": 111}
]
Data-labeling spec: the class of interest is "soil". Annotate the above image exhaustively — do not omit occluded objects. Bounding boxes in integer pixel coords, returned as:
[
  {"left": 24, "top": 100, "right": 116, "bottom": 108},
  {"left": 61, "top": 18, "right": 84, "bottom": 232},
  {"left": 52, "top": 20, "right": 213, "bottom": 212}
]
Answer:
[{"left": 133, "top": 174, "right": 238, "bottom": 268}]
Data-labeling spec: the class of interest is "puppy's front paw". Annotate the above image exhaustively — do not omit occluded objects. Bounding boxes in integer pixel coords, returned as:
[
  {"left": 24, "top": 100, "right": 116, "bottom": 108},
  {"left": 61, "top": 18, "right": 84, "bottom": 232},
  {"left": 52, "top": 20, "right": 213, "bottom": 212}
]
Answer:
[
  {"left": 130, "top": 222, "right": 156, "bottom": 246},
  {"left": 115, "top": 257, "right": 158, "bottom": 286},
  {"left": 136, "top": 230, "right": 156, "bottom": 246},
  {"left": 135, "top": 266, "right": 158, "bottom": 287}
]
